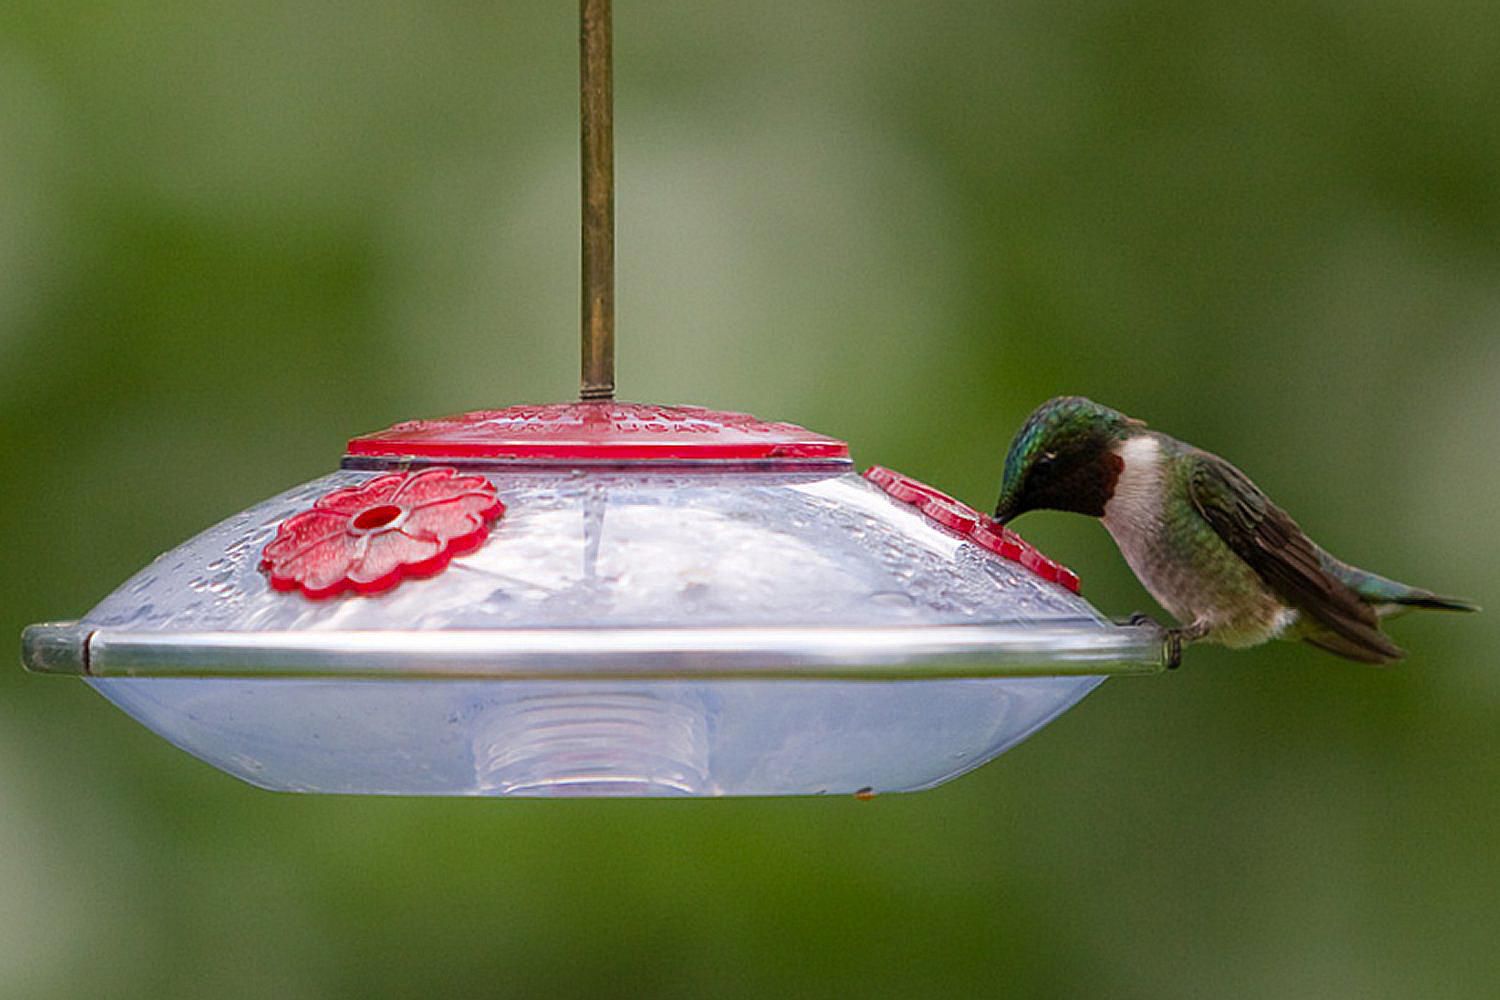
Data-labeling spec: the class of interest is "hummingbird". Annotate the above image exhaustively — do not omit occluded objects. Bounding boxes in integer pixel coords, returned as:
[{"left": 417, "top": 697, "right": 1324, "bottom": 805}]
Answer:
[{"left": 992, "top": 396, "right": 1477, "bottom": 665}]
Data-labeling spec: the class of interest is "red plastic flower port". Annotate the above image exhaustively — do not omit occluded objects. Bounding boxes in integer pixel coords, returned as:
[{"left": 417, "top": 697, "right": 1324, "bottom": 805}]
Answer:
[
  {"left": 260, "top": 467, "right": 505, "bottom": 599},
  {"left": 862, "top": 466, "right": 1081, "bottom": 593}
]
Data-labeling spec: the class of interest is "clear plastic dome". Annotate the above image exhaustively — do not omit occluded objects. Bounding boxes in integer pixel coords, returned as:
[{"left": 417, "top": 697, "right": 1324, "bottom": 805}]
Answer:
[{"left": 23, "top": 404, "right": 1164, "bottom": 796}]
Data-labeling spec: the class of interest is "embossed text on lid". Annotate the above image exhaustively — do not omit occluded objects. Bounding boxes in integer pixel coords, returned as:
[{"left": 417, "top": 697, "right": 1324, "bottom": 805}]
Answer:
[{"left": 347, "top": 402, "right": 850, "bottom": 463}]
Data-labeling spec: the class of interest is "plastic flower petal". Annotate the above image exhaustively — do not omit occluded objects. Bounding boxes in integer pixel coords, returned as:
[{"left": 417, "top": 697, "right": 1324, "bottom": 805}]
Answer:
[{"left": 260, "top": 467, "right": 505, "bottom": 599}]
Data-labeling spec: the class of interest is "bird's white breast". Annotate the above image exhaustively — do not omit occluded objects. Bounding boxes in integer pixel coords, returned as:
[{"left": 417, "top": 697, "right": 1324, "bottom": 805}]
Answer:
[
  {"left": 1100, "top": 434, "right": 1190, "bottom": 620},
  {"left": 1101, "top": 434, "right": 1165, "bottom": 555},
  {"left": 1100, "top": 433, "right": 1294, "bottom": 642}
]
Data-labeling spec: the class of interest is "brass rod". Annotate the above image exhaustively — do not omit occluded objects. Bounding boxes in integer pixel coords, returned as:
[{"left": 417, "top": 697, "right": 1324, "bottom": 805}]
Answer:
[{"left": 579, "top": 0, "right": 615, "bottom": 401}]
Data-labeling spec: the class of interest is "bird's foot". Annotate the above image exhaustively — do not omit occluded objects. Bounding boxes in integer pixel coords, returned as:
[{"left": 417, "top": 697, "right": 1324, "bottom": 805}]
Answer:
[
  {"left": 1116, "top": 612, "right": 1185, "bottom": 670},
  {"left": 1161, "top": 621, "right": 1213, "bottom": 670}
]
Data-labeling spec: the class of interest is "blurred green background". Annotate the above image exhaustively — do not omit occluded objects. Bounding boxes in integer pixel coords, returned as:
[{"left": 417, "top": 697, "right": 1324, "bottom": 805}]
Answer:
[{"left": 3, "top": 2, "right": 1497, "bottom": 997}]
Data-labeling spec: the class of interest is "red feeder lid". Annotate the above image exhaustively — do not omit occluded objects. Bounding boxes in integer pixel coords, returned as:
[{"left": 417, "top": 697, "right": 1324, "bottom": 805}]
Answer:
[{"left": 347, "top": 402, "right": 850, "bottom": 463}]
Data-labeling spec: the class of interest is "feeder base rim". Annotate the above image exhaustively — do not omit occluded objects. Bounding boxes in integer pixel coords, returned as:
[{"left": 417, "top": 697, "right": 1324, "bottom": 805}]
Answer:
[{"left": 23, "top": 621, "right": 1170, "bottom": 681}]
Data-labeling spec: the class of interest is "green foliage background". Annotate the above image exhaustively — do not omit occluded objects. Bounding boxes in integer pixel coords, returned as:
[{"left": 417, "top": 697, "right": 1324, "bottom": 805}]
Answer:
[{"left": 2, "top": 3, "right": 1497, "bottom": 997}]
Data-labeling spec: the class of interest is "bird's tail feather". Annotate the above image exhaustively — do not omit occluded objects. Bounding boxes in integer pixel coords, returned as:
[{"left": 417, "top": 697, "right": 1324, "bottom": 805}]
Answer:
[
  {"left": 1317, "top": 554, "right": 1479, "bottom": 614},
  {"left": 1384, "top": 592, "right": 1480, "bottom": 613},
  {"left": 1303, "top": 628, "right": 1405, "bottom": 665}
]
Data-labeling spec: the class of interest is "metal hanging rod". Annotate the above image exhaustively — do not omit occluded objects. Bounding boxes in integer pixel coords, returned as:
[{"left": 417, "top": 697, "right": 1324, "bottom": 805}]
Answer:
[{"left": 579, "top": 0, "right": 615, "bottom": 401}]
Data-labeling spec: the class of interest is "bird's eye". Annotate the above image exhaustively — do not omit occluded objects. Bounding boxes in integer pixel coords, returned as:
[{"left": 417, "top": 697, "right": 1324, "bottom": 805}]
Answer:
[{"left": 1038, "top": 451, "right": 1058, "bottom": 466}]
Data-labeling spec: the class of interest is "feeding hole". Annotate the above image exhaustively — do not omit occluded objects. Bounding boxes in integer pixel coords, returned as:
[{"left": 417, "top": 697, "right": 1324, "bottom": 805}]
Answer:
[{"left": 351, "top": 504, "right": 406, "bottom": 533}]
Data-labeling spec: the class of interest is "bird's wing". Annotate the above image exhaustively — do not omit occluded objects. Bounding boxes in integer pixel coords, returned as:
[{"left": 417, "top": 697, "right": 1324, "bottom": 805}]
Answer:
[{"left": 1185, "top": 451, "right": 1404, "bottom": 664}]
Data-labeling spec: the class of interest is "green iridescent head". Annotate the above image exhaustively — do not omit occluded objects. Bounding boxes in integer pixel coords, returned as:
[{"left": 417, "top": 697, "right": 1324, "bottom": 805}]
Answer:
[{"left": 993, "top": 396, "right": 1143, "bottom": 524}]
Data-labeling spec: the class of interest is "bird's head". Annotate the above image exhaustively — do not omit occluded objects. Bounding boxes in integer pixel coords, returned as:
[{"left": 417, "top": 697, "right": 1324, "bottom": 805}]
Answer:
[{"left": 993, "top": 396, "right": 1145, "bottom": 524}]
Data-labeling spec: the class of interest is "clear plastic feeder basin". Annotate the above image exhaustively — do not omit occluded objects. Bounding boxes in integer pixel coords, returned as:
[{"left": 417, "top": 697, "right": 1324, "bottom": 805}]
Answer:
[{"left": 22, "top": 402, "right": 1166, "bottom": 796}]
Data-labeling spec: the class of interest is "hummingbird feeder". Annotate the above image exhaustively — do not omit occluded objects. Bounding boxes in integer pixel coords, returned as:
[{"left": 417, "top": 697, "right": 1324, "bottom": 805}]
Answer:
[{"left": 20, "top": 2, "right": 1168, "bottom": 797}]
